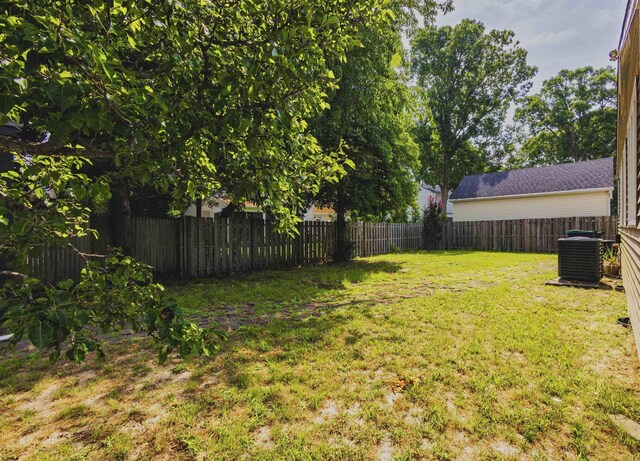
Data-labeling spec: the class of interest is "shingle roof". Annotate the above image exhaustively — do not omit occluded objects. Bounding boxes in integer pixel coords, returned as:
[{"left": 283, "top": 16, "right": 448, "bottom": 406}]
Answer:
[
  {"left": 420, "top": 183, "right": 441, "bottom": 193},
  {"left": 450, "top": 157, "right": 614, "bottom": 201}
]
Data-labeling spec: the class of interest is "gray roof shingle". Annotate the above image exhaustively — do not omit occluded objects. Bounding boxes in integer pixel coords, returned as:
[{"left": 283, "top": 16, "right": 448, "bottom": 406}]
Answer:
[{"left": 450, "top": 157, "right": 614, "bottom": 201}]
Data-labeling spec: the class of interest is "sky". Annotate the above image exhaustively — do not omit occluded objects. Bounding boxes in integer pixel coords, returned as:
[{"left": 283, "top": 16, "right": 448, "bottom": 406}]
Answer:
[{"left": 436, "top": 0, "right": 628, "bottom": 91}]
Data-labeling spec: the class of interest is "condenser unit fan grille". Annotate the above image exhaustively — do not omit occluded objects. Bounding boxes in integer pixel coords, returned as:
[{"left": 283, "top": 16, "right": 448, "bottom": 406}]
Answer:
[{"left": 558, "top": 238, "right": 602, "bottom": 283}]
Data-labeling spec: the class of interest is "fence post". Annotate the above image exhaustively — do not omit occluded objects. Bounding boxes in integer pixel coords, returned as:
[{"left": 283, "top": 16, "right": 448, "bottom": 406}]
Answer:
[
  {"left": 295, "top": 221, "right": 303, "bottom": 265},
  {"left": 179, "top": 216, "right": 190, "bottom": 278},
  {"left": 387, "top": 222, "right": 391, "bottom": 254},
  {"left": 250, "top": 215, "right": 258, "bottom": 271}
]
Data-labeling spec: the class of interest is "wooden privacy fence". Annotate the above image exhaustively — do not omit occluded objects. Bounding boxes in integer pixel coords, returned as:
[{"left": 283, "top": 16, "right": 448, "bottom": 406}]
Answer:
[
  {"left": 348, "top": 222, "right": 423, "bottom": 257},
  {"left": 179, "top": 216, "right": 336, "bottom": 278},
  {"left": 28, "top": 215, "right": 424, "bottom": 282},
  {"left": 28, "top": 214, "right": 619, "bottom": 283},
  {"left": 438, "top": 216, "right": 618, "bottom": 253}
]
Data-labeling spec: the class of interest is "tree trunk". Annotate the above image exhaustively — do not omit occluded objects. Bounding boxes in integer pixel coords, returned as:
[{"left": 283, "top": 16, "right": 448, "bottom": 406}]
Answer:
[
  {"left": 0, "top": 151, "right": 12, "bottom": 175},
  {"left": 440, "top": 184, "right": 449, "bottom": 216},
  {"left": 109, "top": 181, "right": 133, "bottom": 254},
  {"left": 441, "top": 143, "right": 451, "bottom": 214},
  {"left": 219, "top": 202, "right": 238, "bottom": 218},
  {"left": 334, "top": 184, "right": 349, "bottom": 263}
]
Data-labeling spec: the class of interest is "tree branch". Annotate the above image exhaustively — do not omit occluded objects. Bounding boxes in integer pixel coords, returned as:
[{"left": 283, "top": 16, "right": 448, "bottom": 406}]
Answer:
[
  {"left": 0, "top": 139, "right": 113, "bottom": 159},
  {"left": 0, "top": 270, "right": 28, "bottom": 279}
]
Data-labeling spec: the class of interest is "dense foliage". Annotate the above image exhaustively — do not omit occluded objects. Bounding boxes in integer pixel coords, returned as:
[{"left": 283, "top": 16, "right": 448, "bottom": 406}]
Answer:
[
  {"left": 422, "top": 196, "right": 444, "bottom": 249},
  {"left": 312, "top": 27, "right": 420, "bottom": 260},
  {"left": 0, "top": 0, "right": 392, "bottom": 360},
  {"left": 411, "top": 19, "right": 536, "bottom": 209},
  {"left": 0, "top": 154, "right": 218, "bottom": 361},
  {"left": 312, "top": 1, "right": 453, "bottom": 261},
  {"left": 1, "top": 0, "right": 390, "bottom": 225},
  {"left": 513, "top": 66, "right": 616, "bottom": 167}
]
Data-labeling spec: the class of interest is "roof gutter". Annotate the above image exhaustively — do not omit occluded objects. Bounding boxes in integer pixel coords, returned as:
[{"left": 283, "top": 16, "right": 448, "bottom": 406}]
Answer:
[
  {"left": 620, "top": 0, "right": 638, "bottom": 50},
  {"left": 450, "top": 187, "right": 614, "bottom": 203}
]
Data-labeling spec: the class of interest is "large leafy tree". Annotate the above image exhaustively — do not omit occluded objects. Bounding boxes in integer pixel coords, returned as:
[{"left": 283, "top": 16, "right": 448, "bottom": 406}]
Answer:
[
  {"left": 514, "top": 66, "right": 616, "bottom": 166},
  {"left": 411, "top": 19, "right": 536, "bottom": 210},
  {"left": 312, "top": 1, "right": 453, "bottom": 262},
  {"left": 1, "top": 0, "right": 384, "bottom": 228},
  {"left": 0, "top": 0, "right": 388, "bottom": 360},
  {"left": 313, "top": 29, "right": 419, "bottom": 261}
]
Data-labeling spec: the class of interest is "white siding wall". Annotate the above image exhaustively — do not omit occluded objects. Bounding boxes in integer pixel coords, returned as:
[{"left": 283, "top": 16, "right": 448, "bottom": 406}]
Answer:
[
  {"left": 417, "top": 186, "right": 437, "bottom": 212},
  {"left": 416, "top": 185, "right": 453, "bottom": 217},
  {"left": 451, "top": 190, "right": 611, "bottom": 222}
]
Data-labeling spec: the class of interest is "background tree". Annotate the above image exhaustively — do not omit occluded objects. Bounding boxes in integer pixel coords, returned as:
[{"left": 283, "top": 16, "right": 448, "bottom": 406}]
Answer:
[
  {"left": 514, "top": 66, "right": 616, "bottom": 167},
  {"left": 312, "top": 29, "right": 420, "bottom": 261},
  {"left": 0, "top": 0, "right": 389, "bottom": 360},
  {"left": 312, "top": 1, "right": 453, "bottom": 262},
  {"left": 411, "top": 19, "right": 536, "bottom": 210},
  {"left": 414, "top": 108, "right": 491, "bottom": 200}
]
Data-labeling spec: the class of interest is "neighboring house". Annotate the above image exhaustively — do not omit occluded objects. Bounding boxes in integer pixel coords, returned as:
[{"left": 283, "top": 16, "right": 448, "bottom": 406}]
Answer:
[
  {"left": 417, "top": 183, "right": 453, "bottom": 217},
  {"left": 450, "top": 158, "right": 614, "bottom": 222},
  {"left": 617, "top": 0, "right": 640, "bottom": 357},
  {"left": 185, "top": 199, "right": 334, "bottom": 221},
  {"left": 303, "top": 206, "right": 335, "bottom": 222},
  {"left": 184, "top": 198, "right": 262, "bottom": 218}
]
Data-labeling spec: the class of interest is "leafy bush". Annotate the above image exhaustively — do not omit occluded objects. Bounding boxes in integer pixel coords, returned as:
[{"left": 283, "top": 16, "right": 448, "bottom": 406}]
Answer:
[
  {"left": 1, "top": 249, "right": 223, "bottom": 363},
  {"left": 422, "top": 196, "right": 445, "bottom": 249},
  {"left": 1, "top": 155, "right": 220, "bottom": 362}
]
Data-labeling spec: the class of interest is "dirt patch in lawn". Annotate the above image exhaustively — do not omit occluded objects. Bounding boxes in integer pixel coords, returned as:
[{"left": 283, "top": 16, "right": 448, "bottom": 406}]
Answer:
[{"left": 254, "top": 425, "right": 274, "bottom": 449}]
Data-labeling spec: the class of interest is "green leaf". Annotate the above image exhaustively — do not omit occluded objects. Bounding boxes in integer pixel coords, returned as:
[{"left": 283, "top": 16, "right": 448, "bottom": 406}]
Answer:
[
  {"left": 28, "top": 321, "right": 54, "bottom": 349},
  {"left": 45, "top": 83, "right": 76, "bottom": 110},
  {"left": 326, "top": 15, "right": 340, "bottom": 25},
  {"left": 389, "top": 53, "right": 402, "bottom": 69}
]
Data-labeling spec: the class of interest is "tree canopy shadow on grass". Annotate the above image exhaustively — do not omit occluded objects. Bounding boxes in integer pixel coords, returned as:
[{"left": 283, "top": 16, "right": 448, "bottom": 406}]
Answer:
[
  {"left": 0, "top": 259, "right": 402, "bottom": 394},
  {"left": 216, "top": 310, "right": 371, "bottom": 390},
  {"left": 424, "top": 250, "right": 494, "bottom": 257},
  {"left": 169, "top": 259, "right": 403, "bottom": 317},
  {"left": 183, "top": 259, "right": 402, "bottom": 390}
]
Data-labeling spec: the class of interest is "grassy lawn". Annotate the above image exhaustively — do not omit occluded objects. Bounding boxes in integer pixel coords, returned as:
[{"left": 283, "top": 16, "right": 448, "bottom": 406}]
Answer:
[{"left": 1, "top": 251, "right": 639, "bottom": 460}]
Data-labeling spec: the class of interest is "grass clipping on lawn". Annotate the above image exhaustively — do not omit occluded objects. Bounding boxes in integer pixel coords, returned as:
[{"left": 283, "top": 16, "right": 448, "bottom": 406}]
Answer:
[{"left": 0, "top": 251, "right": 638, "bottom": 460}]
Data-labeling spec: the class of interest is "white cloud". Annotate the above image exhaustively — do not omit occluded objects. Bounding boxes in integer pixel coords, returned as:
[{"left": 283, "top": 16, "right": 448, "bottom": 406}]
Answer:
[
  {"left": 523, "top": 29, "right": 579, "bottom": 48},
  {"left": 436, "top": 0, "right": 624, "bottom": 92}
]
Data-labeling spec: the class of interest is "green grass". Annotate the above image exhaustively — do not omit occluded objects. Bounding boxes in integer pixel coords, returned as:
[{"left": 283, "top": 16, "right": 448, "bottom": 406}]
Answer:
[{"left": 0, "top": 251, "right": 638, "bottom": 460}]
